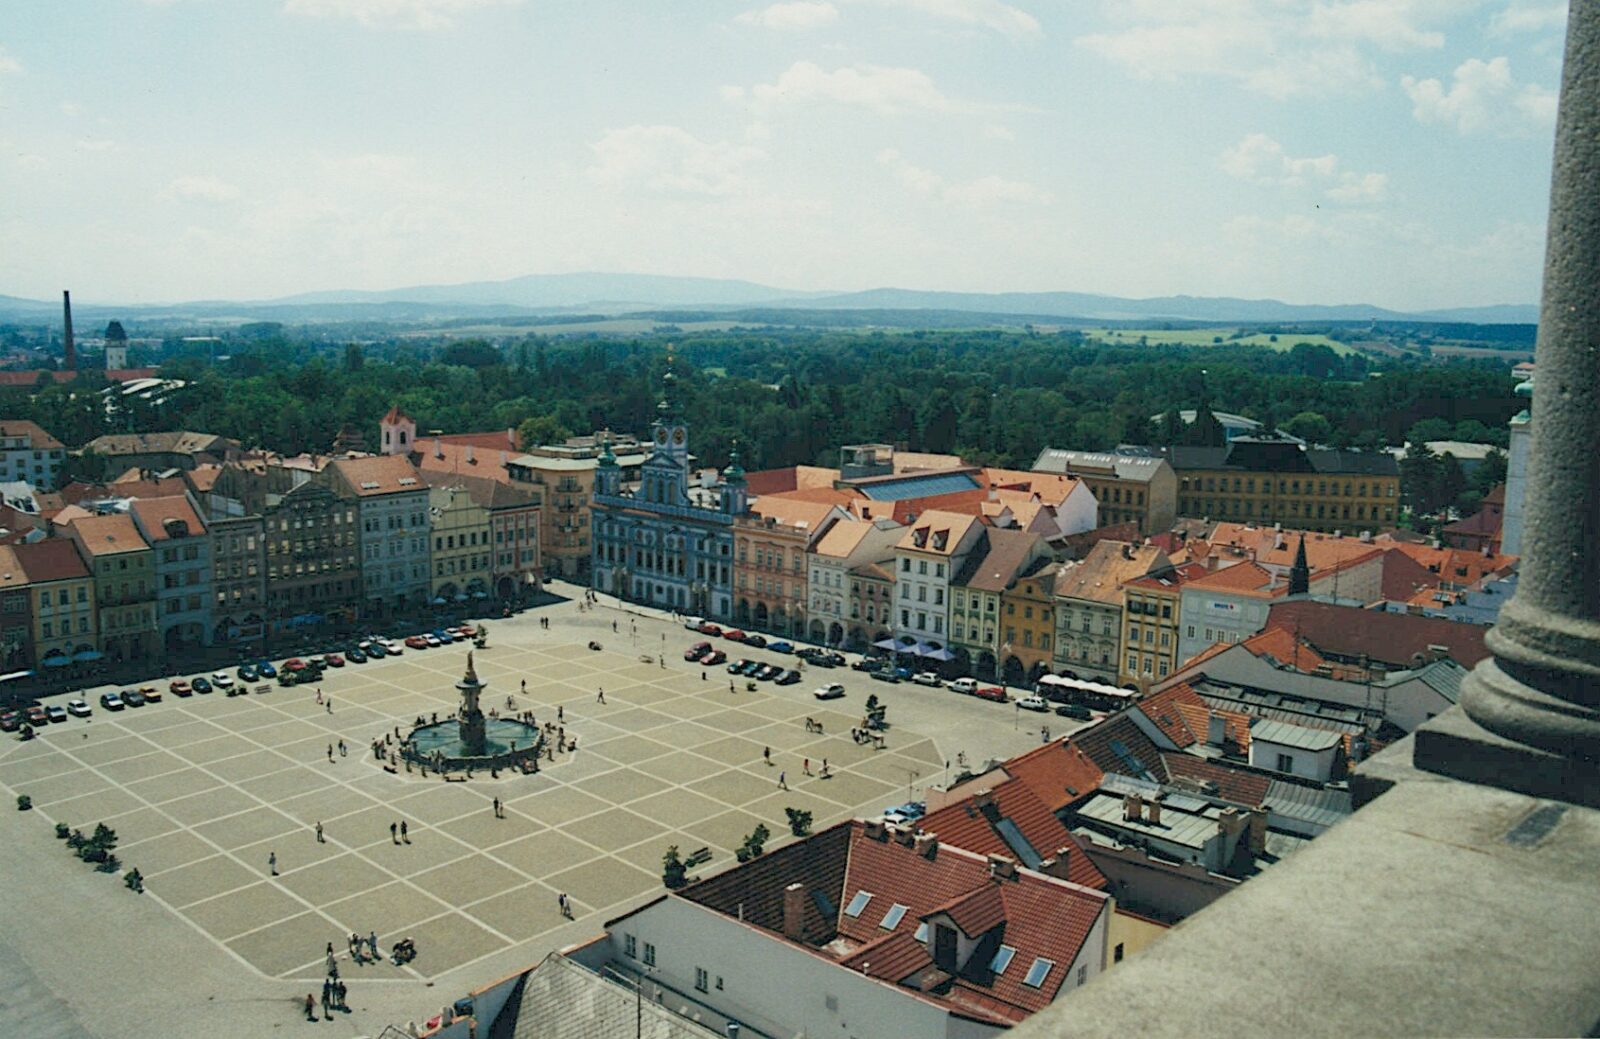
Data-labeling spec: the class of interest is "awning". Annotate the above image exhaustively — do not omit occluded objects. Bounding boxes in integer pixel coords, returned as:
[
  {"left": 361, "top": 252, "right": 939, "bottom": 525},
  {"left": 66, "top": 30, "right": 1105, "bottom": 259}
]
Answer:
[
  {"left": 430, "top": 597, "right": 447, "bottom": 606},
  {"left": 41, "top": 655, "right": 71, "bottom": 669},
  {"left": 872, "top": 637, "right": 899, "bottom": 650},
  {"left": 72, "top": 650, "right": 104, "bottom": 662},
  {"left": 472, "top": 591, "right": 488, "bottom": 599},
  {"left": 453, "top": 594, "right": 469, "bottom": 602},
  {"left": 923, "top": 646, "right": 957, "bottom": 661}
]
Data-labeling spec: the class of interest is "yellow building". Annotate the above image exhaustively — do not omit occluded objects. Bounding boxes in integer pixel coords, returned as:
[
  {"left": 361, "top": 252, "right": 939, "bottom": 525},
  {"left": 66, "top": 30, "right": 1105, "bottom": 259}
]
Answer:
[
  {"left": 14, "top": 539, "right": 97, "bottom": 667},
  {"left": 1118, "top": 561, "right": 1206, "bottom": 690},
  {"left": 428, "top": 484, "right": 492, "bottom": 600},
  {"left": 61, "top": 513, "right": 157, "bottom": 664},
  {"left": 998, "top": 560, "right": 1060, "bottom": 687},
  {"left": 1160, "top": 440, "right": 1400, "bottom": 532}
]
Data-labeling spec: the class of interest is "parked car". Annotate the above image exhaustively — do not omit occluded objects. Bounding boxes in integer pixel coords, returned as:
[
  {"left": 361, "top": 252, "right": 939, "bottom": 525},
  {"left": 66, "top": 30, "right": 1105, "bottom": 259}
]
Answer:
[
  {"left": 1054, "top": 702, "right": 1092, "bottom": 720},
  {"left": 308, "top": 654, "right": 327, "bottom": 668},
  {"left": 683, "top": 616, "right": 705, "bottom": 631},
  {"left": 810, "top": 653, "right": 842, "bottom": 669},
  {"left": 685, "top": 641, "right": 712, "bottom": 662},
  {"left": 99, "top": 692, "right": 124, "bottom": 711},
  {"left": 728, "top": 659, "right": 753, "bottom": 674},
  {"left": 67, "top": 699, "right": 91, "bottom": 718},
  {"left": 284, "top": 658, "right": 307, "bottom": 672},
  {"left": 744, "top": 634, "right": 768, "bottom": 649},
  {"left": 755, "top": 664, "right": 782, "bottom": 681},
  {"left": 326, "top": 653, "right": 345, "bottom": 668},
  {"left": 191, "top": 676, "right": 212, "bottom": 694},
  {"left": 776, "top": 669, "right": 801, "bottom": 685},
  {"left": 0, "top": 710, "right": 20, "bottom": 731},
  {"left": 122, "top": 689, "right": 146, "bottom": 708},
  {"left": 949, "top": 677, "right": 978, "bottom": 695},
  {"left": 852, "top": 657, "right": 886, "bottom": 672},
  {"left": 140, "top": 686, "right": 163, "bottom": 703},
  {"left": 278, "top": 670, "right": 300, "bottom": 687},
  {"left": 424, "top": 635, "right": 442, "bottom": 647},
  {"left": 701, "top": 649, "right": 727, "bottom": 666},
  {"left": 346, "top": 647, "right": 367, "bottom": 664},
  {"left": 212, "top": 672, "right": 234, "bottom": 688},
  {"left": 170, "top": 679, "right": 193, "bottom": 696},
  {"left": 256, "top": 660, "right": 278, "bottom": 678},
  {"left": 814, "top": 682, "right": 846, "bottom": 700},
  {"left": 768, "top": 640, "right": 794, "bottom": 654},
  {"left": 974, "top": 685, "right": 1008, "bottom": 703},
  {"left": 431, "top": 629, "right": 454, "bottom": 643},
  {"left": 870, "top": 669, "right": 901, "bottom": 684},
  {"left": 698, "top": 622, "right": 723, "bottom": 637},
  {"left": 911, "top": 672, "right": 942, "bottom": 687},
  {"left": 236, "top": 665, "right": 258, "bottom": 683},
  {"left": 405, "top": 635, "right": 428, "bottom": 649},
  {"left": 722, "top": 629, "right": 747, "bottom": 643},
  {"left": 44, "top": 704, "right": 67, "bottom": 723},
  {"left": 882, "top": 802, "right": 926, "bottom": 825},
  {"left": 1017, "top": 694, "right": 1050, "bottom": 712},
  {"left": 25, "top": 705, "right": 50, "bottom": 725},
  {"left": 382, "top": 639, "right": 405, "bottom": 655},
  {"left": 366, "top": 642, "right": 389, "bottom": 658}
]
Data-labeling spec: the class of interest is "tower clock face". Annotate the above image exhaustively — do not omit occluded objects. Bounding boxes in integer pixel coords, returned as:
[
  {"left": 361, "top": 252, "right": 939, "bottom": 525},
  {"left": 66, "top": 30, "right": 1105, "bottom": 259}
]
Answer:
[
  {"left": 672, "top": 428, "right": 686, "bottom": 445},
  {"left": 656, "top": 428, "right": 668, "bottom": 444}
]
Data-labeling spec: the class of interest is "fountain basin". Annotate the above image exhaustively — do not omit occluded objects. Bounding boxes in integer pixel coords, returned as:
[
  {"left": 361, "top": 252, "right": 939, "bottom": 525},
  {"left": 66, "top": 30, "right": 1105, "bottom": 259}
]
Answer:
[{"left": 403, "top": 718, "right": 544, "bottom": 772}]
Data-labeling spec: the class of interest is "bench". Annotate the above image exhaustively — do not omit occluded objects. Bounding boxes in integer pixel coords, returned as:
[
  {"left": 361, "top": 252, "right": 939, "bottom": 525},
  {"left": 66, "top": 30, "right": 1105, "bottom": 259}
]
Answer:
[
  {"left": 444, "top": 774, "right": 467, "bottom": 783},
  {"left": 685, "top": 846, "right": 712, "bottom": 868}
]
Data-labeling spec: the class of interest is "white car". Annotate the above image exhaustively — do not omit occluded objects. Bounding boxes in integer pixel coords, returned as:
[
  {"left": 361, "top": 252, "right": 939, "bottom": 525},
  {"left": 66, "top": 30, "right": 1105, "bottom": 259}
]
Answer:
[
  {"left": 212, "top": 671, "right": 235, "bottom": 688},
  {"left": 912, "top": 672, "right": 942, "bottom": 687},
  {"left": 384, "top": 640, "right": 405, "bottom": 655},
  {"left": 948, "top": 677, "right": 978, "bottom": 694},
  {"left": 425, "top": 634, "right": 442, "bottom": 647},
  {"left": 1017, "top": 694, "right": 1050, "bottom": 712},
  {"left": 683, "top": 615, "right": 705, "bottom": 631},
  {"left": 813, "top": 683, "right": 846, "bottom": 700},
  {"left": 66, "top": 699, "right": 91, "bottom": 718}
]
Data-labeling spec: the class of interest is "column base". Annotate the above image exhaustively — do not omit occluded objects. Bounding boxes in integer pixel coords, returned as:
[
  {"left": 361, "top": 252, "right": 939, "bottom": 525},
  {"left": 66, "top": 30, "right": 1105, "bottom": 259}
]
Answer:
[{"left": 1414, "top": 709, "right": 1600, "bottom": 810}]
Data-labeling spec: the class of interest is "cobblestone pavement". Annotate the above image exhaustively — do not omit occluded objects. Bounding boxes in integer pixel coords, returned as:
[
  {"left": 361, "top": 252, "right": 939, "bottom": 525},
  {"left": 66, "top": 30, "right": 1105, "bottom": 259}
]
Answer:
[{"left": 0, "top": 583, "right": 1050, "bottom": 1036}]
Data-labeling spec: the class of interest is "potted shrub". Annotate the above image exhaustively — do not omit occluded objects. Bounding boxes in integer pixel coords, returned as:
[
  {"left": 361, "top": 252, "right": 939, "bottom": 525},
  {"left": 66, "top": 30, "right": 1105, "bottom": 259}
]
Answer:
[
  {"left": 662, "top": 845, "right": 687, "bottom": 888},
  {"left": 55, "top": 822, "right": 69, "bottom": 839},
  {"left": 15, "top": 794, "right": 30, "bottom": 811},
  {"left": 785, "top": 807, "right": 813, "bottom": 838},
  {"left": 741, "top": 823, "right": 770, "bottom": 859}
]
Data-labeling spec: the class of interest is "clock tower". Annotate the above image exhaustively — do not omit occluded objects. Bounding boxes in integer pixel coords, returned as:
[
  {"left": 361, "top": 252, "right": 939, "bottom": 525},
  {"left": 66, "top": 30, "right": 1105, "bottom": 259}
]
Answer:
[{"left": 651, "top": 353, "right": 691, "bottom": 471}]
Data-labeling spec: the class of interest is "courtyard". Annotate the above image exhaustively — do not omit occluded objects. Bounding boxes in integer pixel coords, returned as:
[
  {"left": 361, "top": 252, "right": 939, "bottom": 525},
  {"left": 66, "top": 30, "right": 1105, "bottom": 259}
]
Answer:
[{"left": 0, "top": 588, "right": 1042, "bottom": 1037}]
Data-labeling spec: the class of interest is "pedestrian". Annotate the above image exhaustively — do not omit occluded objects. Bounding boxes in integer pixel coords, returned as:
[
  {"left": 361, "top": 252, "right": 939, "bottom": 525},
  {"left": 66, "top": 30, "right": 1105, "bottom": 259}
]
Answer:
[
  {"left": 803, "top": 757, "right": 811, "bottom": 776},
  {"left": 315, "top": 821, "right": 325, "bottom": 843},
  {"left": 558, "top": 891, "right": 570, "bottom": 917},
  {"left": 702, "top": 670, "right": 707, "bottom": 681},
  {"left": 557, "top": 704, "right": 563, "bottom": 722},
  {"left": 305, "top": 993, "right": 317, "bottom": 1022},
  {"left": 327, "top": 743, "right": 334, "bottom": 762},
  {"left": 729, "top": 679, "right": 735, "bottom": 693},
  {"left": 326, "top": 942, "right": 335, "bottom": 965},
  {"left": 596, "top": 687, "right": 605, "bottom": 704},
  {"left": 521, "top": 679, "right": 526, "bottom": 694},
  {"left": 335, "top": 980, "right": 346, "bottom": 1010},
  {"left": 612, "top": 620, "right": 618, "bottom": 633},
  {"left": 390, "top": 822, "right": 398, "bottom": 844},
  {"left": 268, "top": 850, "right": 277, "bottom": 875},
  {"left": 326, "top": 698, "right": 332, "bottom": 714},
  {"left": 368, "top": 931, "right": 378, "bottom": 959},
  {"left": 778, "top": 770, "right": 788, "bottom": 790},
  {"left": 316, "top": 689, "right": 323, "bottom": 705},
  {"left": 492, "top": 796, "right": 501, "bottom": 818},
  {"left": 338, "top": 739, "right": 346, "bottom": 756},
  {"left": 763, "top": 746, "right": 772, "bottom": 766},
  {"left": 400, "top": 820, "right": 409, "bottom": 843}
]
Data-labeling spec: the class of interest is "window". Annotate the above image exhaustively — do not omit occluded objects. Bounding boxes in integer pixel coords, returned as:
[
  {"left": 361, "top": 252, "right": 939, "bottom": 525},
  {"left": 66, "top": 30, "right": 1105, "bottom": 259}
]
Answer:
[
  {"left": 1113, "top": 943, "right": 1125, "bottom": 963},
  {"left": 1276, "top": 753, "right": 1295, "bottom": 772},
  {"left": 624, "top": 934, "right": 637, "bottom": 959},
  {"left": 880, "top": 903, "right": 909, "bottom": 930},
  {"left": 990, "top": 945, "right": 1017, "bottom": 975},
  {"left": 914, "top": 922, "right": 929, "bottom": 943},
  {"left": 844, "top": 890, "right": 873, "bottom": 917},
  {"left": 1077, "top": 964, "right": 1089, "bottom": 986},
  {"left": 643, "top": 942, "right": 655, "bottom": 966},
  {"left": 1024, "top": 957, "right": 1054, "bottom": 988},
  {"left": 695, "top": 967, "right": 708, "bottom": 993}
]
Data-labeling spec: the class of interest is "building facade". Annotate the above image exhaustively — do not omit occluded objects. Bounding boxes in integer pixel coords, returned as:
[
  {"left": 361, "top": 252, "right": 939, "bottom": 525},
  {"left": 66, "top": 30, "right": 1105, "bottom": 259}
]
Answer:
[
  {"left": 848, "top": 561, "right": 894, "bottom": 649},
  {"left": 999, "top": 563, "right": 1058, "bottom": 686},
  {"left": 129, "top": 495, "right": 212, "bottom": 651},
  {"left": 1159, "top": 439, "right": 1400, "bottom": 532},
  {"left": 890, "top": 510, "right": 984, "bottom": 654},
  {"left": 0, "top": 420, "right": 67, "bottom": 490},
  {"left": 261, "top": 482, "right": 361, "bottom": 629},
  {"left": 951, "top": 529, "right": 1053, "bottom": 682},
  {"left": 15, "top": 539, "right": 98, "bottom": 667},
  {"left": 1053, "top": 541, "right": 1171, "bottom": 685},
  {"left": 1118, "top": 561, "right": 1206, "bottom": 690},
  {"left": 807, "top": 517, "right": 901, "bottom": 648},
  {"left": 61, "top": 512, "right": 156, "bottom": 665},
  {"left": 428, "top": 483, "right": 492, "bottom": 601},
  {"left": 325, "top": 455, "right": 431, "bottom": 614},
  {"left": 733, "top": 499, "right": 844, "bottom": 637},
  {"left": 1031, "top": 449, "right": 1178, "bottom": 535},
  {"left": 209, "top": 514, "right": 266, "bottom": 646}
]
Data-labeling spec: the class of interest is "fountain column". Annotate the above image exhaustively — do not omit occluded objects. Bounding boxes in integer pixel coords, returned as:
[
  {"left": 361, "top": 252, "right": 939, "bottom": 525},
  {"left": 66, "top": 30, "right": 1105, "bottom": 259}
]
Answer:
[{"left": 457, "top": 651, "right": 487, "bottom": 758}]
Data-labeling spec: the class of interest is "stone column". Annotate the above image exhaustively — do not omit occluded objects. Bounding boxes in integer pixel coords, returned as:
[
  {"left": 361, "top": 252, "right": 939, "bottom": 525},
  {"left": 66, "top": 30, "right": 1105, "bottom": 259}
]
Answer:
[{"left": 1415, "top": 0, "right": 1600, "bottom": 804}]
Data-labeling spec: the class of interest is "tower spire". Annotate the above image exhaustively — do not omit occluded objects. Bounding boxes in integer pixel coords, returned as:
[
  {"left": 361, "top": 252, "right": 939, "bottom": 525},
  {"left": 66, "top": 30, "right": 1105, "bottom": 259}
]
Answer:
[
  {"left": 1288, "top": 532, "right": 1310, "bottom": 596},
  {"left": 657, "top": 348, "right": 679, "bottom": 420}
]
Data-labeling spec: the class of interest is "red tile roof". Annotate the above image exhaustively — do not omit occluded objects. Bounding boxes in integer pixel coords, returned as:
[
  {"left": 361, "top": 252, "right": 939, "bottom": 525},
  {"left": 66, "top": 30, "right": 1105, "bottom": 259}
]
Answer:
[
  {"left": 12, "top": 537, "right": 90, "bottom": 583},
  {"left": 1266, "top": 600, "right": 1490, "bottom": 669},
  {"left": 929, "top": 884, "right": 1007, "bottom": 937},
  {"left": 1135, "top": 684, "right": 1204, "bottom": 748},
  {"left": 0, "top": 419, "right": 64, "bottom": 450},
  {"left": 1160, "top": 753, "right": 1272, "bottom": 806},
  {"left": 1004, "top": 738, "right": 1105, "bottom": 812},
  {"left": 328, "top": 454, "right": 428, "bottom": 497},
  {"left": 917, "top": 778, "right": 1108, "bottom": 890},
  {"left": 128, "top": 495, "right": 206, "bottom": 541},
  {"left": 1070, "top": 714, "right": 1169, "bottom": 783},
  {"left": 838, "top": 930, "right": 934, "bottom": 983}
]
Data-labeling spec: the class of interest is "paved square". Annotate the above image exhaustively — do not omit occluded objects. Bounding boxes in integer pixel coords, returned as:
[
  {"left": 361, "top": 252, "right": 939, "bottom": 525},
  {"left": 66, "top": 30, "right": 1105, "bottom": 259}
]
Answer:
[{"left": 0, "top": 620, "right": 1004, "bottom": 991}]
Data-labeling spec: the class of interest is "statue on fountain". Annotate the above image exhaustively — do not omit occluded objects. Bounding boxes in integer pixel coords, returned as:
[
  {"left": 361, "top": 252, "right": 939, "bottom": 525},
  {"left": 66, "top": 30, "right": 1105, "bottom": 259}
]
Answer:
[{"left": 457, "top": 651, "right": 487, "bottom": 757}]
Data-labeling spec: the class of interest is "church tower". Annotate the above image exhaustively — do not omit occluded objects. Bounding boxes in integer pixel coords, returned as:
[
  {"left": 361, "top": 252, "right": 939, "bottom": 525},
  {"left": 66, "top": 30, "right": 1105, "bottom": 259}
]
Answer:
[
  {"left": 720, "top": 440, "right": 748, "bottom": 515},
  {"left": 650, "top": 352, "right": 690, "bottom": 470},
  {"left": 595, "top": 436, "right": 621, "bottom": 497},
  {"left": 1288, "top": 533, "right": 1310, "bottom": 596},
  {"left": 380, "top": 406, "right": 416, "bottom": 456}
]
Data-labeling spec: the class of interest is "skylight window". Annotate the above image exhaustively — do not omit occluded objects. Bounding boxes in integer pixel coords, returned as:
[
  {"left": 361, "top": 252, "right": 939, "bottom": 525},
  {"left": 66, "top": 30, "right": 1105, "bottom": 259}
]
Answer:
[
  {"left": 1023, "top": 957, "right": 1054, "bottom": 988},
  {"left": 879, "top": 903, "right": 908, "bottom": 930},
  {"left": 844, "top": 891, "right": 872, "bottom": 918},
  {"left": 990, "top": 945, "right": 1017, "bottom": 975},
  {"left": 914, "top": 922, "right": 929, "bottom": 943}
]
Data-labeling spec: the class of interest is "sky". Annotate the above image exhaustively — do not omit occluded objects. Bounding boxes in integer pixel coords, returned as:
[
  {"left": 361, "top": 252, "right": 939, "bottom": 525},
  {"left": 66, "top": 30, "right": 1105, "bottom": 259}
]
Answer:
[{"left": 0, "top": 0, "right": 1571, "bottom": 310}]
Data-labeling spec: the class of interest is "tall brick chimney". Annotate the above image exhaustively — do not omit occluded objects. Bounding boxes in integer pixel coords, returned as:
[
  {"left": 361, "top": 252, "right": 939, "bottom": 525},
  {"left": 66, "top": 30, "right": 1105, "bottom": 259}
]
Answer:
[{"left": 62, "top": 290, "right": 76, "bottom": 371}]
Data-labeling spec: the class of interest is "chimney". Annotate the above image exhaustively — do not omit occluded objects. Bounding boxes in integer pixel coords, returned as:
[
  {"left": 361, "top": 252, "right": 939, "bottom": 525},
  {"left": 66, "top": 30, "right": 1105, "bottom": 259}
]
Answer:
[
  {"left": 974, "top": 790, "right": 1000, "bottom": 822},
  {"left": 1039, "top": 846, "right": 1073, "bottom": 881},
  {"left": 1146, "top": 797, "right": 1163, "bottom": 826},
  {"left": 1247, "top": 807, "right": 1269, "bottom": 855},
  {"left": 465, "top": 445, "right": 475, "bottom": 464},
  {"left": 433, "top": 437, "right": 444, "bottom": 459},
  {"left": 1207, "top": 712, "right": 1227, "bottom": 747},
  {"left": 500, "top": 450, "right": 509, "bottom": 467},
  {"left": 782, "top": 883, "right": 806, "bottom": 941},
  {"left": 893, "top": 823, "right": 917, "bottom": 847},
  {"left": 862, "top": 819, "right": 887, "bottom": 841},
  {"left": 913, "top": 832, "right": 938, "bottom": 859},
  {"left": 61, "top": 290, "right": 76, "bottom": 371},
  {"left": 1122, "top": 793, "right": 1143, "bottom": 822},
  {"left": 1121, "top": 543, "right": 1133, "bottom": 560},
  {"left": 506, "top": 427, "right": 515, "bottom": 448},
  {"left": 987, "top": 854, "right": 1017, "bottom": 881}
]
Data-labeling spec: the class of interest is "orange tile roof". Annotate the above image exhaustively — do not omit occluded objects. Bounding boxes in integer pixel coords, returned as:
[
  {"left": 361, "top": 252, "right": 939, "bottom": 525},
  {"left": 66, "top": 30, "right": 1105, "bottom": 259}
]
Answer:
[
  {"left": 60, "top": 512, "right": 148, "bottom": 556},
  {"left": 1004, "top": 738, "right": 1105, "bottom": 812},
  {"left": 13, "top": 538, "right": 90, "bottom": 583},
  {"left": 746, "top": 495, "right": 839, "bottom": 531},
  {"left": 897, "top": 510, "right": 981, "bottom": 555},
  {"left": 0, "top": 419, "right": 64, "bottom": 450},
  {"left": 128, "top": 495, "right": 206, "bottom": 541},
  {"left": 411, "top": 440, "right": 514, "bottom": 483},
  {"left": 917, "top": 778, "right": 1107, "bottom": 890},
  {"left": 1135, "top": 684, "right": 1208, "bottom": 748},
  {"left": 811, "top": 517, "right": 876, "bottom": 560},
  {"left": 329, "top": 454, "right": 428, "bottom": 497},
  {"left": 1380, "top": 540, "right": 1517, "bottom": 586},
  {"left": 1185, "top": 560, "right": 1279, "bottom": 596},
  {"left": 1055, "top": 540, "right": 1170, "bottom": 606}
]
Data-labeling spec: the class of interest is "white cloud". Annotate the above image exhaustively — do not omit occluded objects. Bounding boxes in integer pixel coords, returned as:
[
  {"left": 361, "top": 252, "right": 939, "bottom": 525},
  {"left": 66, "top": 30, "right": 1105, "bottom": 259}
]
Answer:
[
  {"left": 165, "top": 175, "right": 243, "bottom": 203},
  {"left": 855, "top": 0, "right": 1041, "bottom": 40},
  {"left": 281, "top": 0, "right": 516, "bottom": 30},
  {"left": 729, "top": 61, "right": 965, "bottom": 114},
  {"left": 1220, "top": 133, "right": 1387, "bottom": 203},
  {"left": 1076, "top": 0, "right": 1459, "bottom": 98},
  {"left": 590, "top": 125, "right": 766, "bottom": 197},
  {"left": 734, "top": 2, "right": 839, "bottom": 30},
  {"left": 1489, "top": 2, "right": 1567, "bottom": 35},
  {"left": 877, "top": 148, "right": 1050, "bottom": 206},
  {"left": 1402, "top": 56, "right": 1557, "bottom": 135}
]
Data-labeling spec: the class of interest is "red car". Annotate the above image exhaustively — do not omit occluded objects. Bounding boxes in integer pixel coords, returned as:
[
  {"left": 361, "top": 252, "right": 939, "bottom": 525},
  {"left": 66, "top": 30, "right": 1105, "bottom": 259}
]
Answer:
[
  {"left": 0, "top": 710, "right": 20, "bottom": 731},
  {"left": 284, "top": 658, "right": 308, "bottom": 671},
  {"left": 702, "top": 649, "right": 727, "bottom": 665},
  {"left": 723, "top": 629, "right": 747, "bottom": 643},
  {"left": 458, "top": 624, "right": 477, "bottom": 637},
  {"left": 974, "top": 685, "right": 1008, "bottom": 703},
  {"left": 326, "top": 654, "right": 346, "bottom": 668},
  {"left": 685, "top": 641, "right": 712, "bottom": 661},
  {"left": 405, "top": 635, "right": 429, "bottom": 649},
  {"left": 698, "top": 622, "right": 723, "bottom": 637},
  {"left": 169, "top": 679, "right": 192, "bottom": 696}
]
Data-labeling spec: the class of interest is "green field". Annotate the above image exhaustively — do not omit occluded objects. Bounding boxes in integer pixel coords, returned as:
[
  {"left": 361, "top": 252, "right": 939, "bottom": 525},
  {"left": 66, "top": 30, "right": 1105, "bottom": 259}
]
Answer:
[{"left": 1086, "top": 328, "right": 1354, "bottom": 356}]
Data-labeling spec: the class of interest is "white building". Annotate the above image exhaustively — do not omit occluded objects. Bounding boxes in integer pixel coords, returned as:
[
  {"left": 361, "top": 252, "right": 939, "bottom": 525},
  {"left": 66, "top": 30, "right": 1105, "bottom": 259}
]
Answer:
[
  {"left": 1247, "top": 720, "right": 1344, "bottom": 781},
  {"left": 324, "top": 455, "right": 432, "bottom": 613},
  {"left": 808, "top": 516, "right": 902, "bottom": 648},
  {"left": 0, "top": 421, "right": 66, "bottom": 490},
  {"left": 889, "top": 510, "right": 985, "bottom": 656}
]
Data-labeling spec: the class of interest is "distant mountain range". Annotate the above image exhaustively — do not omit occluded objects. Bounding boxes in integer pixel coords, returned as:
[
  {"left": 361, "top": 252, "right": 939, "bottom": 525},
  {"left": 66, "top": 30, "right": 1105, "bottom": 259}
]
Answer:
[{"left": 0, "top": 274, "right": 1538, "bottom": 326}]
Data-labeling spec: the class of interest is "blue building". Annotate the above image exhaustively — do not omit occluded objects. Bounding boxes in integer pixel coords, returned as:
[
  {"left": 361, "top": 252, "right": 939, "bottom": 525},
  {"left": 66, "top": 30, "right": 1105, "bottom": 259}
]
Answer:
[{"left": 590, "top": 363, "right": 745, "bottom": 619}]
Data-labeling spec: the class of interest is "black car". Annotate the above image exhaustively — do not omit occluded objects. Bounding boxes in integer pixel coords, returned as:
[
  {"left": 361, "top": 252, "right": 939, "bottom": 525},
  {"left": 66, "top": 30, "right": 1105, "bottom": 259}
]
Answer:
[
  {"left": 191, "top": 676, "right": 212, "bottom": 694},
  {"left": 852, "top": 657, "right": 886, "bottom": 672},
  {"left": 347, "top": 647, "right": 367, "bottom": 664},
  {"left": 744, "top": 634, "right": 768, "bottom": 649},
  {"left": 237, "top": 665, "right": 259, "bottom": 683},
  {"left": 757, "top": 663, "right": 783, "bottom": 681},
  {"left": 366, "top": 643, "right": 388, "bottom": 658},
  {"left": 1054, "top": 703, "right": 1092, "bottom": 720},
  {"left": 728, "top": 659, "right": 753, "bottom": 674},
  {"left": 775, "top": 669, "right": 801, "bottom": 685},
  {"left": 122, "top": 689, "right": 147, "bottom": 707}
]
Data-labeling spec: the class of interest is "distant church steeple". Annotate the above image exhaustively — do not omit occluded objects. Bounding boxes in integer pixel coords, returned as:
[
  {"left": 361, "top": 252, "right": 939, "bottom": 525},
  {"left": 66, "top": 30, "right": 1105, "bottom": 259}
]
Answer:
[{"left": 1288, "top": 533, "right": 1310, "bottom": 596}]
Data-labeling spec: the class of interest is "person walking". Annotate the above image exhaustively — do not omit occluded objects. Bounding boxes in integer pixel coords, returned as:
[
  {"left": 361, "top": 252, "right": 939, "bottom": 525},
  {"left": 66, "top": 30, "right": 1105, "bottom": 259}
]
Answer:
[
  {"left": 390, "top": 822, "right": 398, "bottom": 844},
  {"left": 338, "top": 739, "right": 347, "bottom": 757},
  {"left": 763, "top": 746, "right": 772, "bottom": 766},
  {"left": 803, "top": 757, "right": 811, "bottom": 776},
  {"left": 596, "top": 687, "right": 605, "bottom": 704},
  {"left": 521, "top": 679, "right": 526, "bottom": 694},
  {"left": 268, "top": 850, "right": 278, "bottom": 876},
  {"left": 492, "top": 797, "right": 501, "bottom": 819},
  {"left": 558, "top": 891, "right": 570, "bottom": 918},
  {"left": 557, "top": 704, "right": 563, "bottom": 722},
  {"left": 368, "top": 931, "right": 378, "bottom": 959},
  {"left": 327, "top": 744, "right": 334, "bottom": 762},
  {"left": 400, "top": 820, "right": 409, "bottom": 843},
  {"left": 304, "top": 993, "right": 318, "bottom": 1022},
  {"left": 326, "top": 697, "right": 332, "bottom": 714},
  {"left": 778, "top": 770, "right": 788, "bottom": 790},
  {"left": 315, "top": 821, "right": 324, "bottom": 843}
]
